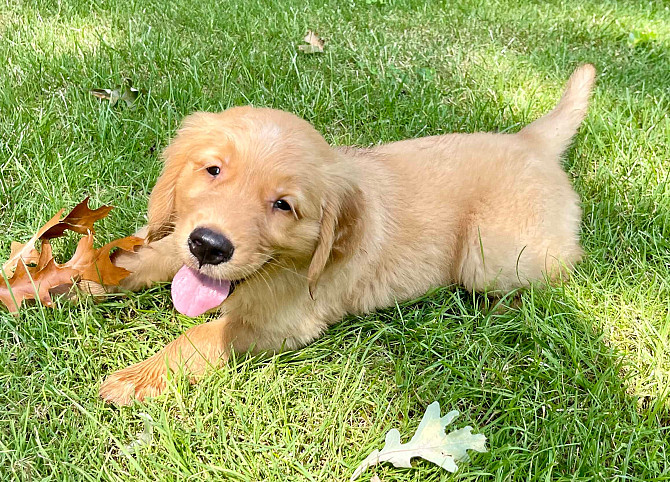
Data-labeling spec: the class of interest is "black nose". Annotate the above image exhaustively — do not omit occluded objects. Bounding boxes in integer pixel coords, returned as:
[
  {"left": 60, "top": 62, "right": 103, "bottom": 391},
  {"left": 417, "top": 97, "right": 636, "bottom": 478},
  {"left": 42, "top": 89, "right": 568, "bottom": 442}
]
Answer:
[{"left": 188, "top": 227, "right": 235, "bottom": 266}]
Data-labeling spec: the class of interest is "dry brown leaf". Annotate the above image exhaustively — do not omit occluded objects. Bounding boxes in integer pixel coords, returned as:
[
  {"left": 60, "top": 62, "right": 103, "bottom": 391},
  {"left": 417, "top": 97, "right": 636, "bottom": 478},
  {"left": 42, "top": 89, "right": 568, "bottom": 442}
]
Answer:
[
  {"left": 64, "top": 234, "right": 97, "bottom": 273},
  {"left": 1, "top": 198, "right": 144, "bottom": 312},
  {"left": 89, "top": 236, "right": 144, "bottom": 285},
  {"left": 41, "top": 197, "right": 112, "bottom": 239},
  {"left": 66, "top": 234, "right": 143, "bottom": 286},
  {"left": 0, "top": 258, "right": 79, "bottom": 313},
  {"left": 2, "top": 209, "right": 64, "bottom": 277},
  {"left": 36, "top": 240, "right": 53, "bottom": 270},
  {"left": 9, "top": 241, "right": 40, "bottom": 267},
  {"left": 2, "top": 198, "right": 111, "bottom": 277},
  {"left": 299, "top": 30, "right": 325, "bottom": 53}
]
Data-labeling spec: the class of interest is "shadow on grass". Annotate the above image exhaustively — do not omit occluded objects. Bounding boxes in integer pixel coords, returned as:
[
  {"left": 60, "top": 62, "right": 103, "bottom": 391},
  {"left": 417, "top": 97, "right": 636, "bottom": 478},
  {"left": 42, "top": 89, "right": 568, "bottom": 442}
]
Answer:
[{"left": 305, "top": 283, "right": 670, "bottom": 478}]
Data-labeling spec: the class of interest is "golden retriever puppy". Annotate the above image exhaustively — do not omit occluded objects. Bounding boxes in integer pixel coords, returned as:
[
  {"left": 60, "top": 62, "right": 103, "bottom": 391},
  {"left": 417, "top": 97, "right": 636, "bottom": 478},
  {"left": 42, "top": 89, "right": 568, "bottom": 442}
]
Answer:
[{"left": 100, "top": 65, "right": 595, "bottom": 405}]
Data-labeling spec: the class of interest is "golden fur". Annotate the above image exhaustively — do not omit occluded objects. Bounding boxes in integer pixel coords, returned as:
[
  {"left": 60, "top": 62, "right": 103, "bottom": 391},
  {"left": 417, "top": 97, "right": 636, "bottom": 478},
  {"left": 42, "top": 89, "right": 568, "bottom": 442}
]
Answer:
[{"left": 100, "top": 65, "right": 595, "bottom": 405}]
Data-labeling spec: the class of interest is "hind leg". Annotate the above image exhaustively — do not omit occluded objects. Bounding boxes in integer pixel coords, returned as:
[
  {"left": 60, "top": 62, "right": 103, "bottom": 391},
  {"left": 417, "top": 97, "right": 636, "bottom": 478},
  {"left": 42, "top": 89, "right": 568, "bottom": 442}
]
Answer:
[{"left": 456, "top": 226, "right": 582, "bottom": 294}]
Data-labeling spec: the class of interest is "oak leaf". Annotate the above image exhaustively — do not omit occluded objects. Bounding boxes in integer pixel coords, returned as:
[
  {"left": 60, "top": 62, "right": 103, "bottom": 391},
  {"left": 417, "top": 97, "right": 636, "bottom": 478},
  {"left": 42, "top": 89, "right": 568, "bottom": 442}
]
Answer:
[
  {"left": 351, "top": 402, "right": 487, "bottom": 481},
  {"left": 8, "top": 241, "right": 40, "bottom": 268},
  {"left": 1, "top": 198, "right": 144, "bottom": 312},
  {"left": 0, "top": 257, "right": 79, "bottom": 313},
  {"left": 90, "top": 79, "right": 141, "bottom": 109},
  {"left": 2, "top": 210, "right": 64, "bottom": 277},
  {"left": 299, "top": 30, "right": 325, "bottom": 53},
  {"left": 41, "top": 197, "right": 112, "bottom": 239},
  {"left": 2, "top": 197, "right": 112, "bottom": 278},
  {"left": 65, "top": 234, "right": 144, "bottom": 286}
]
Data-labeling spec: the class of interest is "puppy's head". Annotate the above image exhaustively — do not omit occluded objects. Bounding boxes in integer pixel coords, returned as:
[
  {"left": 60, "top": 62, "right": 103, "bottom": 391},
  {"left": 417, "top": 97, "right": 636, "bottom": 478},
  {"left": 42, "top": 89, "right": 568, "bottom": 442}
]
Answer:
[{"left": 149, "top": 107, "right": 361, "bottom": 315}]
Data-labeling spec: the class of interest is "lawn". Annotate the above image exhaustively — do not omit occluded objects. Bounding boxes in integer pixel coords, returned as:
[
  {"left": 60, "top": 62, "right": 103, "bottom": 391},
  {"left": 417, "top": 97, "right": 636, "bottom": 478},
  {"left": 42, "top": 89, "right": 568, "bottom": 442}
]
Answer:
[{"left": 1, "top": 0, "right": 669, "bottom": 480}]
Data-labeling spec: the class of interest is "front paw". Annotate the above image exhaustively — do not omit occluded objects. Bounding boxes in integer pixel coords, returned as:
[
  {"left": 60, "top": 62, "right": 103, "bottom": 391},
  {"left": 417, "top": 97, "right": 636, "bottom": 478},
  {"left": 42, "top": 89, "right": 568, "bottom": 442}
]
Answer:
[
  {"left": 99, "top": 364, "right": 166, "bottom": 406},
  {"left": 111, "top": 249, "right": 145, "bottom": 291}
]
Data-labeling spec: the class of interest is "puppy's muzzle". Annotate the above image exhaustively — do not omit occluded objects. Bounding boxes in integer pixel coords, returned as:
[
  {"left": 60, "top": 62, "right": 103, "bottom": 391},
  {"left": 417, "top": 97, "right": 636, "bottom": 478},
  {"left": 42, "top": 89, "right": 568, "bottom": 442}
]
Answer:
[{"left": 188, "top": 227, "right": 235, "bottom": 267}]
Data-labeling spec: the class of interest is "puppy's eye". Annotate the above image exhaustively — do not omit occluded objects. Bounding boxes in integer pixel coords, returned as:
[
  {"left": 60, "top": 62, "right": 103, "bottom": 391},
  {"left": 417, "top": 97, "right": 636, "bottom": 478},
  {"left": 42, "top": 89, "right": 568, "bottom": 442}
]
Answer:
[
  {"left": 273, "top": 199, "right": 292, "bottom": 212},
  {"left": 206, "top": 166, "right": 221, "bottom": 176}
]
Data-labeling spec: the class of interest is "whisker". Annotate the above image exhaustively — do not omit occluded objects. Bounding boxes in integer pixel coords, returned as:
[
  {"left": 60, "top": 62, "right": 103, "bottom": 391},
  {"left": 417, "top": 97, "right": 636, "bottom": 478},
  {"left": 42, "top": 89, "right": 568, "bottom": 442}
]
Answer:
[{"left": 249, "top": 252, "right": 309, "bottom": 280}]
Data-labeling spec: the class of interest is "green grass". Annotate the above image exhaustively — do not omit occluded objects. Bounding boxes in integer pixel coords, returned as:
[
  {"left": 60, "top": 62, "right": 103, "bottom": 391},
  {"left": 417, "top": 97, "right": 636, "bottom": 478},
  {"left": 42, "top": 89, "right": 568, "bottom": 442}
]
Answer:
[{"left": 1, "top": 0, "right": 669, "bottom": 480}]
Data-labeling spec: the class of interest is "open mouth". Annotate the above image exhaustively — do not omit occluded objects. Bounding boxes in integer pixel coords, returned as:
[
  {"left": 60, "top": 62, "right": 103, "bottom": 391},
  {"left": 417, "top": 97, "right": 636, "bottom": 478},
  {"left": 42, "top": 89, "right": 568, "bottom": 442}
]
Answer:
[
  {"left": 171, "top": 265, "right": 241, "bottom": 317},
  {"left": 171, "top": 255, "right": 274, "bottom": 317}
]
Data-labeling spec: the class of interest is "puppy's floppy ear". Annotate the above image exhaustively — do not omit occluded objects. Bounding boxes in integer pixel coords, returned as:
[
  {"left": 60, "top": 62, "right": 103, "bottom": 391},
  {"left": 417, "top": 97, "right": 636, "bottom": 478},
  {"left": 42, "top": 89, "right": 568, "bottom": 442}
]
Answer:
[
  {"left": 307, "top": 186, "right": 363, "bottom": 297},
  {"left": 147, "top": 112, "right": 218, "bottom": 242},
  {"left": 146, "top": 140, "right": 184, "bottom": 242},
  {"left": 307, "top": 199, "right": 338, "bottom": 297}
]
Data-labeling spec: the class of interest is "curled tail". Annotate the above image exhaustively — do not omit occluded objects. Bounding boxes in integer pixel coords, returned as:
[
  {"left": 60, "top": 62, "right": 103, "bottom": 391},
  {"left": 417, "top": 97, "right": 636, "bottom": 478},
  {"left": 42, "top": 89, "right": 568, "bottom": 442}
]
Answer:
[{"left": 519, "top": 64, "right": 596, "bottom": 159}]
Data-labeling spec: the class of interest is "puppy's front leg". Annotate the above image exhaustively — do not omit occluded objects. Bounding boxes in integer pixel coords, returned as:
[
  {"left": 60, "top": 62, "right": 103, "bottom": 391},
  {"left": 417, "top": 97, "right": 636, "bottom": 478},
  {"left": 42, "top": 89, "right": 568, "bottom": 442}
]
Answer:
[{"left": 99, "top": 316, "right": 253, "bottom": 405}]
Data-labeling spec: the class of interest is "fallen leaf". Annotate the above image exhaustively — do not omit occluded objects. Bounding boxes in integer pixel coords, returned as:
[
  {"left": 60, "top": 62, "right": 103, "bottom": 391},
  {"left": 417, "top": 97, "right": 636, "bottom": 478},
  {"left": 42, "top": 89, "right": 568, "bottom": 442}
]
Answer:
[
  {"left": 123, "top": 412, "right": 154, "bottom": 454},
  {"left": 0, "top": 258, "right": 78, "bottom": 312},
  {"left": 351, "top": 402, "right": 487, "bottom": 481},
  {"left": 63, "top": 234, "right": 97, "bottom": 273},
  {"left": 1, "top": 199, "right": 145, "bottom": 312},
  {"left": 9, "top": 241, "right": 39, "bottom": 267},
  {"left": 90, "top": 88, "right": 117, "bottom": 102},
  {"left": 65, "top": 234, "right": 143, "bottom": 286},
  {"left": 299, "top": 30, "right": 325, "bottom": 53},
  {"left": 2, "top": 198, "right": 112, "bottom": 276},
  {"left": 37, "top": 240, "right": 53, "bottom": 270},
  {"left": 2, "top": 209, "right": 65, "bottom": 277},
  {"left": 41, "top": 197, "right": 112, "bottom": 239},
  {"left": 90, "top": 79, "right": 141, "bottom": 108}
]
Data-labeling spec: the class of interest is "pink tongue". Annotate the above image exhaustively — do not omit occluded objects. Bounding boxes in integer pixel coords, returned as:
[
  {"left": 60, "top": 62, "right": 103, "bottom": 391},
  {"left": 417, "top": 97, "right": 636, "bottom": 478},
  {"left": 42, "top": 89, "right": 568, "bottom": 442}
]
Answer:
[{"left": 171, "top": 265, "right": 231, "bottom": 317}]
